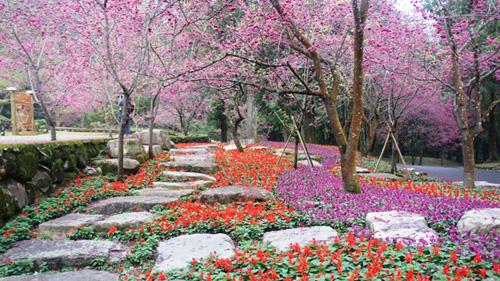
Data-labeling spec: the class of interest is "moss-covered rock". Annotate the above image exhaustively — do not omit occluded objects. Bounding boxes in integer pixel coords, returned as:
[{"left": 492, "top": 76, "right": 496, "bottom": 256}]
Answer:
[
  {"left": 26, "top": 170, "right": 53, "bottom": 201},
  {"left": 0, "top": 186, "right": 17, "bottom": 224}
]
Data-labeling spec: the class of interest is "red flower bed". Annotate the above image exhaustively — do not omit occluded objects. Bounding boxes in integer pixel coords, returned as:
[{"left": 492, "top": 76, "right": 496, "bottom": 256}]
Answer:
[
  {"left": 214, "top": 149, "right": 291, "bottom": 190},
  {"left": 168, "top": 237, "right": 498, "bottom": 281}
]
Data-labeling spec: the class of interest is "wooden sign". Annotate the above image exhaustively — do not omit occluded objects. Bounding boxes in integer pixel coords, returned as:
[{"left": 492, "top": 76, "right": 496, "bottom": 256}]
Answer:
[{"left": 11, "top": 92, "right": 35, "bottom": 135}]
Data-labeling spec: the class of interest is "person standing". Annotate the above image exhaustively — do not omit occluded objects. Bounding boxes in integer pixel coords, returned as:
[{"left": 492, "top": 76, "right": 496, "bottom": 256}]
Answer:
[{"left": 117, "top": 95, "right": 134, "bottom": 137}]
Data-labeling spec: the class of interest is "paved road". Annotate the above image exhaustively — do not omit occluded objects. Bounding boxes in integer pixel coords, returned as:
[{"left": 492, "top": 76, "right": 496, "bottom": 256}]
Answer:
[
  {"left": 405, "top": 165, "right": 500, "bottom": 183},
  {"left": 0, "top": 132, "right": 111, "bottom": 144}
]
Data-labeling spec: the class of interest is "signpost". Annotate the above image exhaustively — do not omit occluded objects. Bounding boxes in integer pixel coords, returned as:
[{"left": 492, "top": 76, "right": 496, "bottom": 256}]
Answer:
[{"left": 11, "top": 91, "right": 35, "bottom": 135}]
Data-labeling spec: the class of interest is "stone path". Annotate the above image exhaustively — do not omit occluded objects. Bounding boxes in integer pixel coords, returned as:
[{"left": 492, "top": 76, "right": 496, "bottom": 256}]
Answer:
[
  {"left": 86, "top": 196, "right": 178, "bottom": 215},
  {"left": 358, "top": 172, "right": 401, "bottom": 181},
  {"left": 457, "top": 208, "right": 500, "bottom": 234},
  {"left": 366, "top": 211, "right": 438, "bottom": 245},
  {"left": 1, "top": 239, "right": 127, "bottom": 270},
  {"left": 8, "top": 143, "right": 496, "bottom": 279},
  {"left": 263, "top": 226, "right": 338, "bottom": 252},
  {"left": 0, "top": 270, "right": 119, "bottom": 281},
  {"left": 153, "top": 233, "right": 236, "bottom": 272},
  {"left": 200, "top": 185, "right": 274, "bottom": 204},
  {"left": 39, "top": 214, "right": 103, "bottom": 238}
]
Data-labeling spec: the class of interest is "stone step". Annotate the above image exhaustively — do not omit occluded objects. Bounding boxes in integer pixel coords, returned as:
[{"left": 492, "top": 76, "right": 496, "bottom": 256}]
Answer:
[
  {"left": 297, "top": 159, "right": 322, "bottom": 167},
  {"left": 161, "top": 160, "right": 216, "bottom": 174},
  {"left": 189, "top": 144, "right": 219, "bottom": 151},
  {"left": 0, "top": 270, "right": 119, "bottom": 281},
  {"left": 93, "top": 211, "right": 156, "bottom": 232},
  {"left": 162, "top": 170, "right": 216, "bottom": 182},
  {"left": 136, "top": 188, "right": 195, "bottom": 197},
  {"left": 38, "top": 214, "right": 103, "bottom": 239},
  {"left": 170, "top": 154, "right": 214, "bottom": 161},
  {"left": 92, "top": 158, "right": 140, "bottom": 174},
  {"left": 199, "top": 185, "right": 273, "bottom": 204},
  {"left": 358, "top": 173, "right": 401, "bottom": 181},
  {"left": 153, "top": 233, "right": 235, "bottom": 273},
  {"left": 356, "top": 166, "right": 370, "bottom": 174},
  {"left": 169, "top": 148, "right": 209, "bottom": 155},
  {"left": 0, "top": 239, "right": 127, "bottom": 270},
  {"left": 366, "top": 211, "right": 438, "bottom": 245},
  {"left": 263, "top": 226, "right": 339, "bottom": 252},
  {"left": 86, "top": 196, "right": 178, "bottom": 215},
  {"left": 457, "top": 208, "right": 500, "bottom": 234},
  {"left": 152, "top": 180, "right": 212, "bottom": 190}
]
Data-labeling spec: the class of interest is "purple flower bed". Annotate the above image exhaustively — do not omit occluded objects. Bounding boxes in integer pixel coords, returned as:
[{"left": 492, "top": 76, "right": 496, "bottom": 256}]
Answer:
[{"left": 276, "top": 166, "right": 500, "bottom": 258}]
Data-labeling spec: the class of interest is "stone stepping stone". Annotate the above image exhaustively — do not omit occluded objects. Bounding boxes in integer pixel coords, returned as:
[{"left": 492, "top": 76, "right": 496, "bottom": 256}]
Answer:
[
  {"left": 263, "top": 226, "right": 339, "bottom": 252},
  {"left": 200, "top": 185, "right": 273, "bottom": 204},
  {"left": 39, "top": 214, "right": 103, "bottom": 239},
  {"left": 169, "top": 148, "right": 208, "bottom": 155},
  {"left": 136, "top": 188, "right": 195, "bottom": 197},
  {"left": 358, "top": 173, "right": 401, "bottom": 181},
  {"left": 223, "top": 144, "right": 246, "bottom": 151},
  {"left": 457, "top": 208, "right": 500, "bottom": 234},
  {"left": 297, "top": 160, "right": 322, "bottom": 167},
  {"left": 356, "top": 167, "right": 370, "bottom": 173},
  {"left": 92, "top": 158, "right": 140, "bottom": 174},
  {"left": 453, "top": 181, "right": 500, "bottom": 189},
  {"left": 161, "top": 160, "right": 216, "bottom": 173},
  {"left": 189, "top": 144, "right": 219, "bottom": 151},
  {"left": 0, "top": 239, "right": 127, "bottom": 270},
  {"left": 153, "top": 233, "right": 235, "bottom": 273},
  {"left": 170, "top": 154, "right": 214, "bottom": 162},
  {"left": 86, "top": 196, "right": 177, "bottom": 215},
  {"left": 162, "top": 171, "right": 216, "bottom": 182},
  {"left": 153, "top": 180, "right": 212, "bottom": 190},
  {"left": 143, "top": 145, "right": 163, "bottom": 157},
  {"left": 366, "top": 211, "right": 438, "bottom": 245},
  {"left": 93, "top": 211, "right": 156, "bottom": 232},
  {"left": 247, "top": 146, "right": 269, "bottom": 150},
  {"left": 0, "top": 270, "right": 119, "bottom": 281}
]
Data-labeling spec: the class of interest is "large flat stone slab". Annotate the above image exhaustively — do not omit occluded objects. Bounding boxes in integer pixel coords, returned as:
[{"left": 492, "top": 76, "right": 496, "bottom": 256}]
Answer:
[
  {"left": 356, "top": 167, "right": 370, "bottom": 173},
  {"left": 189, "top": 144, "right": 219, "bottom": 151},
  {"left": 171, "top": 154, "right": 214, "bottom": 161},
  {"left": 39, "top": 213, "right": 104, "bottom": 239},
  {"left": 0, "top": 270, "right": 119, "bottom": 281},
  {"left": 107, "top": 138, "right": 147, "bottom": 161},
  {"left": 162, "top": 171, "right": 216, "bottom": 182},
  {"left": 161, "top": 160, "right": 216, "bottom": 173},
  {"left": 86, "top": 196, "right": 177, "bottom": 215},
  {"left": 0, "top": 239, "right": 127, "bottom": 270},
  {"left": 366, "top": 211, "right": 438, "bottom": 245},
  {"left": 263, "top": 226, "right": 338, "bottom": 252},
  {"left": 453, "top": 181, "right": 500, "bottom": 189},
  {"left": 169, "top": 148, "right": 208, "bottom": 155},
  {"left": 143, "top": 145, "right": 163, "bottom": 157},
  {"left": 358, "top": 173, "right": 401, "bottom": 181},
  {"left": 153, "top": 233, "right": 235, "bottom": 272},
  {"left": 297, "top": 160, "right": 322, "bottom": 167},
  {"left": 92, "top": 158, "right": 140, "bottom": 174},
  {"left": 153, "top": 180, "right": 212, "bottom": 190},
  {"left": 93, "top": 211, "right": 156, "bottom": 231},
  {"left": 200, "top": 185, "right": 273, "bottom": 204},
  {"left": 457, "top": 208, "right": 500, "bottom": 234},
  {"left": 136, "top": 188, "right": 195, "bottom": 197}
]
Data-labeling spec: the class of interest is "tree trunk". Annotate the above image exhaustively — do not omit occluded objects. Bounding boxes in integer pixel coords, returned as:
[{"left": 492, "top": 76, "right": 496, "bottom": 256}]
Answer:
[
  {"left": 365, "top": 118, "right": 378, "bottom": 155},
  {"left": 391, "top": 139, "right": 398, "bottom": 174},
  {"left": 148, "top": 94, "right": 160, "bottom": 160},
  {"left": 33, "top": 70, "right": 56, "bottom": 141},
  {"left": 462, "top": 130, "right": 476, "bottom": 188},
  {"left": 117, "top": 92, "right": 130, "bottom": 177},
  {"left": 231, "top": 125, "right": 243, "bottom": 152},
  {"left": 221, "top": 114, "right": 228, "bottom": 142},
  {"left": 293, "top": 136, "right": 299, "bottom": 169},
  {"left": 419, "top": 143, "right": 424, "bottom": 165},
  {"left": 487, "top": 98, "right": 499, "bottom": 161},
  {"left": 340, "top": 0, "right": 369, "bottom": 194}
]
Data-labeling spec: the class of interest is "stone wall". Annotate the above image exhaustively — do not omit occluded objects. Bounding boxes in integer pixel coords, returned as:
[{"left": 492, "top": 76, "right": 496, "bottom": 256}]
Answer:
[{"left": 0, "top": 140, "right": 107, "bottom": 224}]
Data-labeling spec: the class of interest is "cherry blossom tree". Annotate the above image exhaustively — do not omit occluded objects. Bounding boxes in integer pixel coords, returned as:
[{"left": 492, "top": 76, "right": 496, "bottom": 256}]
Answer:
[{"left": 421, "top": 0, "right": 498, "bottom": 188}]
